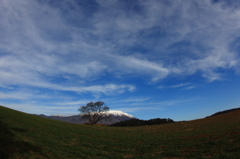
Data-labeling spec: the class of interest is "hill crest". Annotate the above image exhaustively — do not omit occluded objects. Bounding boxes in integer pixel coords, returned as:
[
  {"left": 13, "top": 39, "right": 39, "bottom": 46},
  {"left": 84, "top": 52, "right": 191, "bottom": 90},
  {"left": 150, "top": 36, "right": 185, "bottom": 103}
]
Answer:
[{"left": 206, "top": 107, "right": 240, "bottom": 118}]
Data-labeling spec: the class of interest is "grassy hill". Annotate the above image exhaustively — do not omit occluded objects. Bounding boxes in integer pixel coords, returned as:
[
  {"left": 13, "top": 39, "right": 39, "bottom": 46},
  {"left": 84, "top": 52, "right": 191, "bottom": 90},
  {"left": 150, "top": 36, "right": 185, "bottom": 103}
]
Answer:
[
  {"left": 0, "top": 106, "right": 240, "bottom": 159},
  {"left": 206, "top": 107, "right": 240, "bottom": 118}
]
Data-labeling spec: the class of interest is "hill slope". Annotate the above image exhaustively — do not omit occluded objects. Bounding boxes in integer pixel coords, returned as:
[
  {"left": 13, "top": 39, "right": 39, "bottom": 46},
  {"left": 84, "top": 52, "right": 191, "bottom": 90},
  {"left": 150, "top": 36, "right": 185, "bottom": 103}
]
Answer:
[
  {"left": 1, "top": 105, "right": 240, "bottom": 159},
  {"left": 206, "top": 107, "right": 240, "bottom": 118}
]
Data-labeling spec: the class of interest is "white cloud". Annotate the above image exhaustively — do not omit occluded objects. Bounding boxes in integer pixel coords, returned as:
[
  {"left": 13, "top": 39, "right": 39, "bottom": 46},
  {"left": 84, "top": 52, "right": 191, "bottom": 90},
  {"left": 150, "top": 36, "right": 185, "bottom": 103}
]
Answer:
[
  {"left": 0, "top": 91, "right": 49, "bottom": 100},
  {"left": 170, "top": 83, "right": 191, "bottom": 88},
  {"left": 54, "top": 100, "right": 93, "bottom": 106},
  {"left": 2, "top": 102, "right": 79, "bottom": 115},
  {"left": 130, "top": 98, "right": 200, "bottom": 107},
  {"left": 1, "top": 0, "right": 240, "bottom": 87},
  {"left": 157, "top": 83, "right": 197, "bottom": 90},
  {"left": 115, "top": 98, "right": 200, "bottom": 113},
  {"left": 116, "top": 107, "right": 164, "bottom": 113},
  {"left": 156, "top": 85, "right": 166, "bottom": 89},
  {"left": 122, "top": 97, "right": 150, "bottom": 102},
  {"left": 1, "top": 0, "right": 240, "bottom": 117},
  {"left": 105, "top": 54, "right": 170, "bottom": 81},
  {"left": 59, "top": 84, "right": 136, "bottom": 95},
  {"left": 183, "top": 86, "right": 196, "bottom": 90}
]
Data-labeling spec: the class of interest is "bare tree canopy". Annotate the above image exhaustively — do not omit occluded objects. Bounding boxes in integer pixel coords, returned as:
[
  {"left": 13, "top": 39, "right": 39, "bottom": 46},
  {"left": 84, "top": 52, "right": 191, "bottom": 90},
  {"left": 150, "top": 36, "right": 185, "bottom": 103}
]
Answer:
[{"left": 78, "top": 101, "right": 111, "bottom": 124}]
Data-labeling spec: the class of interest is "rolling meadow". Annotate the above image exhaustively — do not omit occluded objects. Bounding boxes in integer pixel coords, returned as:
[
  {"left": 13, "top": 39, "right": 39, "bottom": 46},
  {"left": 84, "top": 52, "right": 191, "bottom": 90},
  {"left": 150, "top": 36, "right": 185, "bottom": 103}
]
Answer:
[{"left": 1, "top": 106, "right": 240, "bottom": 159}]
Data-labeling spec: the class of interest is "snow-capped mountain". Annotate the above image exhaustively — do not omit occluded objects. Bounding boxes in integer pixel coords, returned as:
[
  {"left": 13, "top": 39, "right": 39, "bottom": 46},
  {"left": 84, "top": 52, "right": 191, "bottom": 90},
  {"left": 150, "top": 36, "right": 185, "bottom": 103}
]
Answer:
[{"left": 36, "top": 111, "right": 136, "bottom": 125}]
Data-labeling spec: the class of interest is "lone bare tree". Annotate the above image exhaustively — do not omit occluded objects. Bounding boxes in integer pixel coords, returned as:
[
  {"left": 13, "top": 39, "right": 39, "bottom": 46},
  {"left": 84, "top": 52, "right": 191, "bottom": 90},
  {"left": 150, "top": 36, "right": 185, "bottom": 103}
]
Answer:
[{"left": 78, "top": 101, "right": 111, "bottom": 124}]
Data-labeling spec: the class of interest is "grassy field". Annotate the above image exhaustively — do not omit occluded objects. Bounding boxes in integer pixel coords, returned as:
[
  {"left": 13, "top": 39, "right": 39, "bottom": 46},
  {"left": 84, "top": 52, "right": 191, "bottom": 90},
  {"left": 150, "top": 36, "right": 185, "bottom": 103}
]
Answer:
[{"left": 0, "top": 106, "right": 240, "bottom": 159}]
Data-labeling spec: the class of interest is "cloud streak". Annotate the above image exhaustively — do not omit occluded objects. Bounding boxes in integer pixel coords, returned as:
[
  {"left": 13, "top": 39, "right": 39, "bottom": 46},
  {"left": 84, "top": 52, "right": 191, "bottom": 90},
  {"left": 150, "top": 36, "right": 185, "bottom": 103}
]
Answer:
[
  {"left": 0, "top": 0, "right": 240, "bottom": 118},
  {"left": 117, "top": 98, "right": 200, "bottom": 113},
  {"left": 1, "top": 0, "right": 240, "bottom": 86}
]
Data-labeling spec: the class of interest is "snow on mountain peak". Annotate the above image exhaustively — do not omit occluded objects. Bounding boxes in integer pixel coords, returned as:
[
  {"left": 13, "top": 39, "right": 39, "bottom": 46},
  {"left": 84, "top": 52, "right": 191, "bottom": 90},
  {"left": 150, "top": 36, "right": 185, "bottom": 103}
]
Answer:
[{"left": 107, "top": 110, "right": 134, "bottom": 118}]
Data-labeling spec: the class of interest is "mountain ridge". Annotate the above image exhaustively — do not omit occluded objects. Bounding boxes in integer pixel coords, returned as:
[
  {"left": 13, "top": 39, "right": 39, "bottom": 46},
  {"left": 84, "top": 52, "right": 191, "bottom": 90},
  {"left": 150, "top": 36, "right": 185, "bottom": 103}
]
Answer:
[{"left": 35, "top": 110, "right": 136, "bottom": 125}]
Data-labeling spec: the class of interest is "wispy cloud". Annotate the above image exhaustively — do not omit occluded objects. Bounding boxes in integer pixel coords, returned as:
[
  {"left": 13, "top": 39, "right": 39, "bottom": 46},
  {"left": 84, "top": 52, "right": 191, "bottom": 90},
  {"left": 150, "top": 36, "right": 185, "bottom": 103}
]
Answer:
[
  {"left": 0, "top": 0, "right": 240, "bottom": 117},
  {"left": 157, "top": 83, "right": 197, "bottom": 90},
  {"left": 183, "top": 86, "right": 197, "bottom": 90},
  {"left": 2, "top": 102, "right": 79, "bottom": 115},
  {"left": 157, "top": 85, "right": 166, "bottom": 89},
  {"left": 116, "top": 98, "right": 200, "bottom": 113},
  {"left": 53, "top": 100, "right": 93, "bottom": 106},
  {"left": 116, "top": 107, "right": 164, "bottom": 113},
  {"left": 170, "top": 83, "right": 191, "bottom": 88},
  {"left": 130, "top": 98, "right": 200, "bottom": 107},
  {"left": 122, "top": 97, "right": 150, "bottom": 102},
  {"left": 0, "top": 91, "right": 50, "bottom": 100},
  {"left": 1, "top": 0, "right": 239, "bottom": 88}
]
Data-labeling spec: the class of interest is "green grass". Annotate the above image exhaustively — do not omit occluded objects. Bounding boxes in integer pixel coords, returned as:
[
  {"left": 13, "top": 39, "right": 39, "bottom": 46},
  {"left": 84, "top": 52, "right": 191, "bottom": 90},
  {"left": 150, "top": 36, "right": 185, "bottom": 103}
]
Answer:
[{"left": 1, "top": 105, "right": 240, "bottom": 159}]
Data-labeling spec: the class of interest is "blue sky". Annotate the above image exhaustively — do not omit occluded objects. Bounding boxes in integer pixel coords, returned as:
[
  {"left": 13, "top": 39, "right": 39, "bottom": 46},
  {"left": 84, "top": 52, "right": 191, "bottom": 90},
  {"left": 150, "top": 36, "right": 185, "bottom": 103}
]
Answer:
[{"left": 0, "top": 0, "right": 240, "bottom": 121}]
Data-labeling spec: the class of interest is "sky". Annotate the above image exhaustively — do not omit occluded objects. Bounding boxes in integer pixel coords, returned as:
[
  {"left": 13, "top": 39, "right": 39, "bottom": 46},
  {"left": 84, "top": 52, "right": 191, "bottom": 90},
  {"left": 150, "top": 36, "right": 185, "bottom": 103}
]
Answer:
[{"left": 0, "top": 0, "right": 240, "bottom": 121}]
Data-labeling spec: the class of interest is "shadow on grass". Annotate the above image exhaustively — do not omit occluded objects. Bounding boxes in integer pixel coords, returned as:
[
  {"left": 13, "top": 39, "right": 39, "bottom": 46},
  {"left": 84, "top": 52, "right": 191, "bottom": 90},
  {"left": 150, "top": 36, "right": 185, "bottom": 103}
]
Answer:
[{"left": 0, "top": 117, "right": 44, "bottom": 159}]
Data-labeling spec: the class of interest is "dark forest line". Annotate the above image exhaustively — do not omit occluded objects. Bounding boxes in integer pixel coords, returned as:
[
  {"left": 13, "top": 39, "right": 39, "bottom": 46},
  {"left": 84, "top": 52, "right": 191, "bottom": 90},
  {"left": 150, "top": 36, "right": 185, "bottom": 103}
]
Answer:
[{"left": 109, "top": 118, "right": 174, "bottom": 127}]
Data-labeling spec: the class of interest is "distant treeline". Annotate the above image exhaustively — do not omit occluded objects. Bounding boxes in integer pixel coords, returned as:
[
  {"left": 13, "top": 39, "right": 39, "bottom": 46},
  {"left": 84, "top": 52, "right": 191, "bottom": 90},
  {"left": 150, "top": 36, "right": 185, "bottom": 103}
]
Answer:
[{"left": 109, "top": 118, "right": 175, "bottom": 127}]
